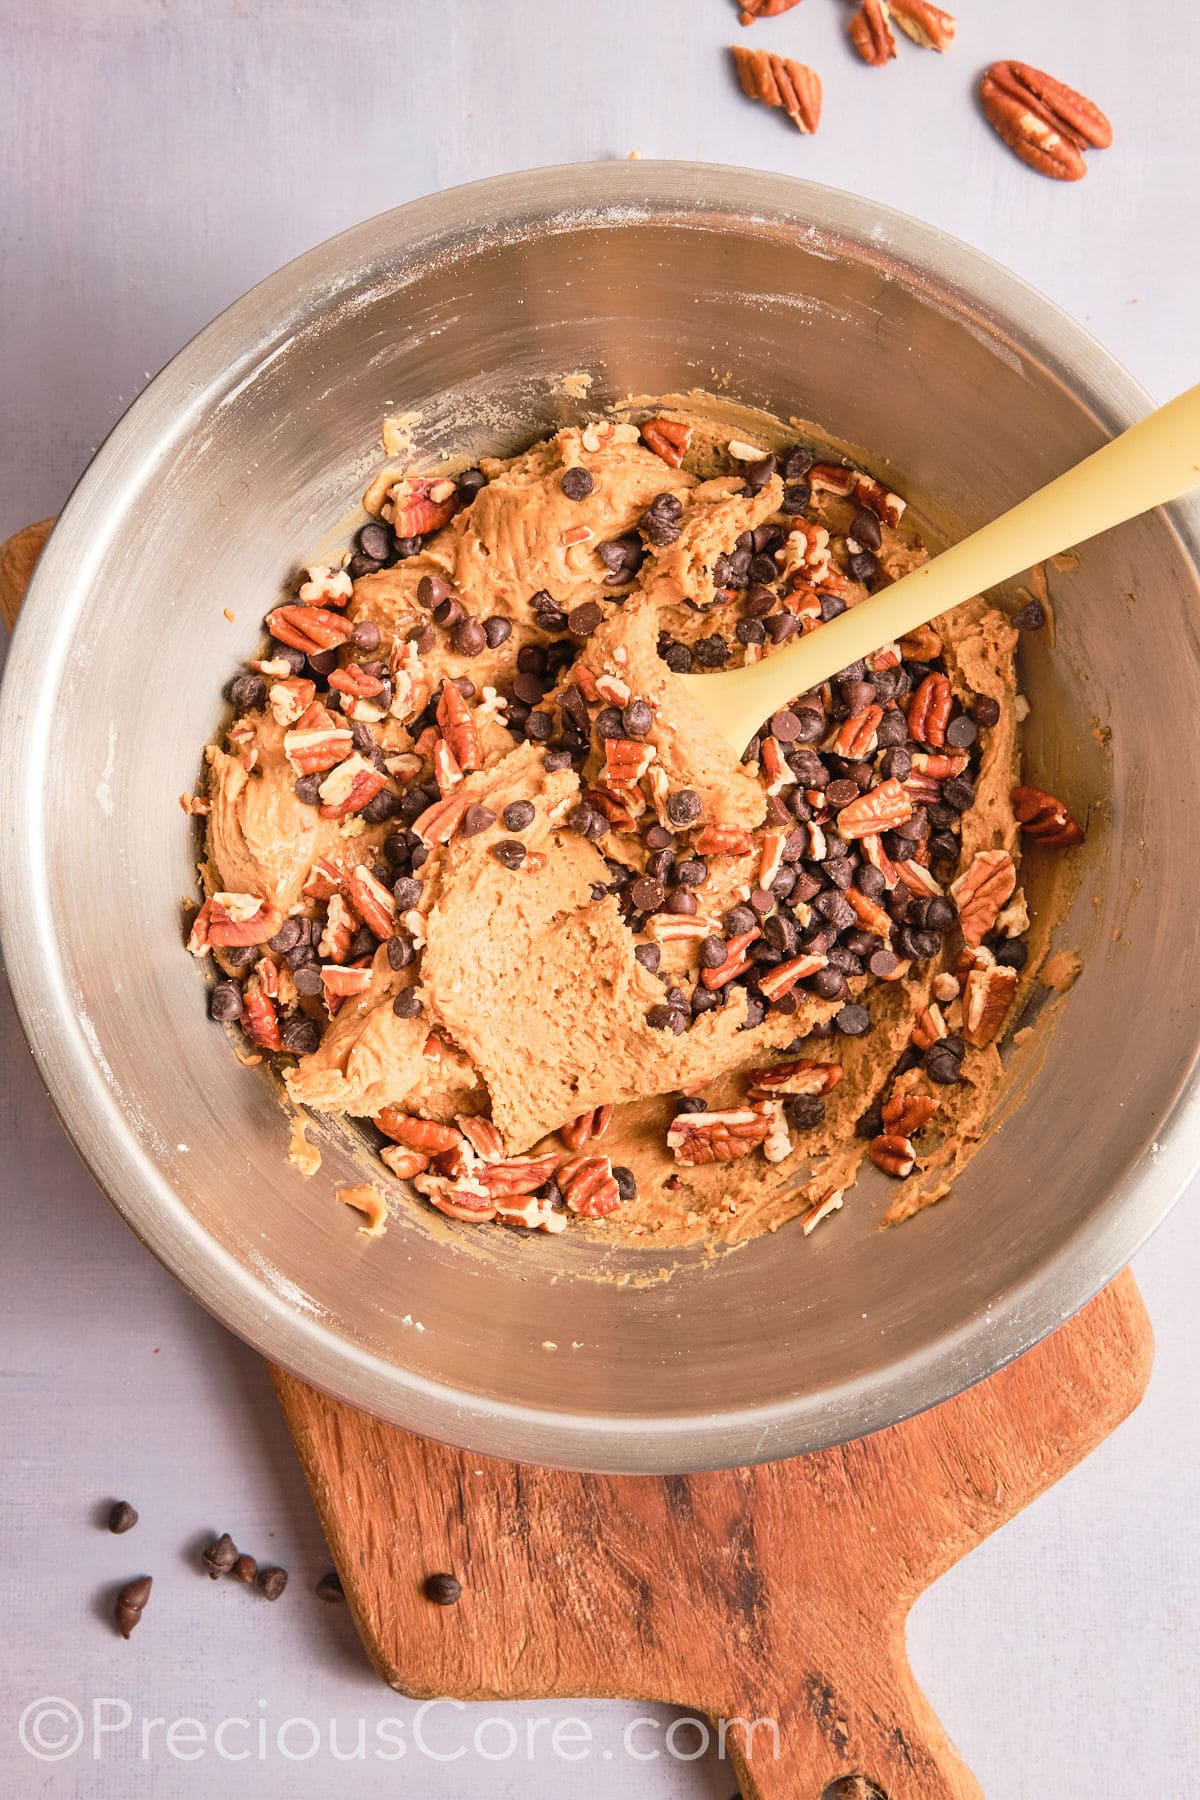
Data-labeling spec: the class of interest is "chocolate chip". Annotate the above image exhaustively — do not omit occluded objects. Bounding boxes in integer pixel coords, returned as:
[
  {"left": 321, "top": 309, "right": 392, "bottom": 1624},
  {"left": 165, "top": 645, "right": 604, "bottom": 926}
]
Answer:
[
  {"left": 612, "top": 1165, "right": 637, "bottom": 1202},
  {"left": 812, "top": 967, "right": 846, "bottom": 1000},
  {"left": 355, "top": 521, "right": 391, "bottom": 562},
  {"left": 736, "top": 618, "right": 766, "bottom": 646},
  {"left": 779, "top": 482, "right": 811, "bottom": 514},
  {"left": 108, "top": 1500, "right": 138, "bottom": 1534},
  {"left": 765, "top": 612, "right": 799, "bottom": 646},
  {"left": 230, "top": 1554, "right": 258, "bottom": 1583},
  {"left": 666, "top": 788, "right": 702, "bottom": 827},
  {"left": 451, "top": 618, "right": 487, "bottom": 657},
  {"left": 512, "top": 672, "right": 546, "bottom": 707},
  {"left": 634, "top": 942, "right": 661, "bottom": 973},
  {"left": 457, "top": 468, "right": 487, "bottom": 504},
  {"left": 1013, "top": 597, "right": 1045, "bottom": 630},
  {"left": 994, "top": 938, "right": 1028, "bottom": 969},
  {"left": 945, "top": 714, "right": 978, "bottom": 750},
  {"left": 783, "top": 446, "right": 814, "bottom": 482},
  {"left": 479, "top": 615, "right": 511, "bottom": 650},
  {"left": 115, "top": 1576, "right": 152, "bottom": 1638},
  {"left": 409, "top": 623, "right": 437, "bottom": 656},
  {"left": 866, "top": 948, "right": 898, "bottom": 979},
  {"left": 647, "top": 1003, "right": 686, "bottom": 1034},
  {"left": 202, "top": 1533, "right": 238, "bottom": 1579},
  {"left": 630, "top": 876, "right": 665, "bottom": 912},
  {"left": 256, "top": 1566, "right": 288, "bottom": 1601},
  {"left": 741, "top": 995, "right": 766, "bottom": 1029},
  {"left": 531, "top": 591, "right": 569, "bottom": 631},
  {"left": 766, "top": 708, "right": 799, "bottom": 744},
  {"left": 972, "top": 695, "right": 1002, "bottom": 728},
  {"left": 280, "top": 1015, "right": 321, "bottom": 1056},
  {"left": 349, "top": 619, "right": 383, "bottom": 655},
  {"left": 764, "top": 913, "right": 799, "bottom": 956},
  {"left": 847, "top": 551, "right": 878, "bottom": 585},
  {"left": 543, "top": 749, "right": 573, "bottom": 772},
  {"left": 315, "top": 1570, "right": 345, "bottom": 1603},
  {"left": 942, "top": 776, "right": 975, "bottom": 812},
  {"left": 597, "top": 535, "right": 643, "bottom": 584},
  {"left": 785, "top": 1094, "right": 826, "bottom": 1130},
  {"left": 695, "top": 935, "right": 725, "bottom": 971},
  {"left": 388, "top": 875, "right": 420, "bottom": 910},
  {"left": 308, "top": 647, "right": 339, "bottom": 677},
  {"left": 209, "top": 981, "right": 243, "bottom": 1023},
  {"left": 835, "top": 1003, "right": 871, "bottom": 1036},
  {"left": 880, "top": 745, "right": 913, "bottom": 782},
  {"left": 742, "top": 453, "right": 778, "bottom": 493},
  {"left": 393, "top": 991, "right": 421, "bottom": 1018},
  {"left": 561, "top": 466, "right": 594, "bottom": 500},
  {"left": 420, "top": 574, "right": 452, "bottom": 610},
  {"left": 293, "top": 965, "right": 324, "bottom": 997},
  {"left": 393, "top": 535, "right": 422, "bottom": 560},
  {"left": 425, "top": 1572, "right": 462, "bottom": 1606},
  {"left": 819, "top": 593, "right": 847, "bottom": 622},
  {"left": 694, "top": 633, "right": 729, "bottom": 668},
  {"left": 667, "top": 889, "right": 698, "bottom": 916},
  {"left": 748, "top": 887, "right": 775, "bottom": 917},
  {"left": 622, "top": 699, "right": 653, "bottom": 738},
  {"left": 925, "top": 897, "right": 956, "bottom": 933},
  {"left": 567, "top": 601, "right": 603, "bottom": 637},
  {"left": 387, "top": 935, "right": 415, "bottom": 971},
  {"left": 229, "top": 672, "right": 265, "bottom": 713},
  {"left": 674, "top": 858, "right": 706, "bottom": 887},
  {"left": 825, "top": 778, "right": 859, "bottom": 810},
  {"left": 925, "top": 1042, "right": 964, "bottom": 1085},
  {"left": 491, "top": 838, "right": 526, "bottom": 869},
  {"left": 567, "top": 802, "right": 605, "bottom": 840},
  {"left": 494, "top": 801, "right": 530, "bottom": 835},
  {"left": 725, "top": 904, "right": 757, "bottom": 935}
]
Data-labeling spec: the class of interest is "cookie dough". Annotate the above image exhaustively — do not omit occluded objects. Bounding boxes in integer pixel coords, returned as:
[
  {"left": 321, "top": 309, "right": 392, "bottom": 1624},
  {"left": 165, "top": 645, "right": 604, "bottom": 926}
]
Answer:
[{"left": 187, "top": 407, "right": 1083, "bottom": 1247}]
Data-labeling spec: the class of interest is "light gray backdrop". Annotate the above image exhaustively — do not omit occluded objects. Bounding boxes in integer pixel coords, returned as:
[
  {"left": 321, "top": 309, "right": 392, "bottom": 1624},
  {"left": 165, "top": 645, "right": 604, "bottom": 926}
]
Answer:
[{"left": 2, "top": 2, "right": 1197, "bottom": 1795}]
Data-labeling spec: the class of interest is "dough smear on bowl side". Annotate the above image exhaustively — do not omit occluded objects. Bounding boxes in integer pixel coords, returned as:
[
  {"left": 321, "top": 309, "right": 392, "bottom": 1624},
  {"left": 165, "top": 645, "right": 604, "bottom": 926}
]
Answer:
[{"left": 184, "top": 408, "right": 1087, "bottom": 1248}]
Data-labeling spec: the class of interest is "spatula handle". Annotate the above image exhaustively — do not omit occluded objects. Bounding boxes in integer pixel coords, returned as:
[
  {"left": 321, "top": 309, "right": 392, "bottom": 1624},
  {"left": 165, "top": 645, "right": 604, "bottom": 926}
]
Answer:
[{"left": 682, "top": 381, "right": 1200, "bottom": 753}]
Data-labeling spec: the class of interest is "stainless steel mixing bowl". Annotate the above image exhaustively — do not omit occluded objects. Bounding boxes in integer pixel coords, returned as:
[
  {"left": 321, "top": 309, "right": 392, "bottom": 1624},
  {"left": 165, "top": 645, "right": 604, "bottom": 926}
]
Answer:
[{"left": 3, "top": 163, "right": 1199, "bottom": 1472}]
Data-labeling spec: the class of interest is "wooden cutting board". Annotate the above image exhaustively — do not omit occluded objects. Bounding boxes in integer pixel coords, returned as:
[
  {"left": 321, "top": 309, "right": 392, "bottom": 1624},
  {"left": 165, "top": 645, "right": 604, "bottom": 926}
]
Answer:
[{"left": 3, "top": 520, "right": 1155, "bottom": 1800}]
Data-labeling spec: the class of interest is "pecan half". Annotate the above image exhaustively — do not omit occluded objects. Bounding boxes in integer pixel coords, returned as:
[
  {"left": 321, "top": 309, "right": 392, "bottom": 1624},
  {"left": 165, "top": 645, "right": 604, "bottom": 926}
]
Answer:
[
  {"left": 835, "top": 778, "right": 913, "bottom": 840},
  {"left": 457, "top": 1115, "right": 504, "bottom": 1162},
  {"left": 666, "top": 1106, "right": 771, "bottom": 1168},
  {"left": 187, "top": 894, "right": 281, "bottom": 955},
  {"left": 888, "top": 0, "right": 955, "bottom": 52},
  {"left": 979, "top": 61, "right": 1112, "bottom": 183},
  {"left": 265, "top": 604, "right": 353, "bottom": 655},
  {"left": 380, "top": 1144, "right": 432, "bottom": 1180},
  {"left": 389, "top": 475, "right": 457, "bottom": 539},
  {"left": 898, "top": 623, "right": 942, "bottom": 662},
  {"left": 736, "top": 0, "right": 803, "bottom": 22},
  {"left": 374, "top": 1111, "right": 461, "bottom": 1153},
  {"left": 831, "top": 705, "right": 883, "bottom": 759},
  {"left": 731, "top": 45, "right": 822, "bottom": 134},
  {"left": 603, "top": 737, "right": 655, "bottom": 786},
  {"left": 436, "top": 682, "right": 483, "bottom": 773},
  {"left": 479, "top": 1154, "right": 562, "bottom": 1200},
  {"left": 747, "top": 1058, "right": 843, "bottom": 1098},
  {"left": 848, "top": 0, "right": 895, "bottom": 67},
  {"left": 694, "top": 824, "right": 754, "bottom": 858},
  {"left": 882, "top": 1087, "right": 940, "bottom": 1136},
  {"left": 1011, "top": 785, "right": 1085, "bottom": 847},
  {"left": 951, "top": 848, "right": 1017, "bottom": 947},
  {"left": 640, "top": 417, "right": 693, "bottom": 467},
  {"left": 869, "top": 1133, "right": 917, "bottom": 1178},
  {"left": 962, "top": 962, "right": 1018, "bottom": 1047},
  {"left": 559, "top": 1154, "right": 623, "bottom": 1218},
  {"left": 328, "top": 665, "right": 385, "bottom": 700},
  {"left": 241, "top": 972, "right": 281, "bottom": 1051},
  {"left": 411, "top": 788, "right": 471, "bottom": 847},
  {"left": 906, "top": 673, "right": 953, "bottom": 747},
  {"left": 318, "top": 756, "right": 388, "bottom": 822},
  {"left": 284, "top": 713, "right": 355, "bottom": 776},
  {"left": 756, "top": 949, "right": 828, "bottom": 1001},
  {"left": 561, "top": 1105, "right": 614, "bottom": 1152}
]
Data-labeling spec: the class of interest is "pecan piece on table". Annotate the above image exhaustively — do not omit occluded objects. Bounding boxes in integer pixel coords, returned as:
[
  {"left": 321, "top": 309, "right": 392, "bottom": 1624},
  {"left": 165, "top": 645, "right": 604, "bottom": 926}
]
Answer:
[
  {"left": 731, "top": 45, "right": 822, "bottom": 135},
  {"left": 735, "top": 0, "right": 803, "bottom": 23},
  {"left": 888, "top": 0, "right": 956, "bottom": 52},
  {"left": 848, "top": 0, "right": 896, "bottom": 68},
  {"left": 979, "top": 62, "right": 1112, "bottom": 183},
  {"left": 1011, "top": 784, "right": 1085, "bottom": 847}
]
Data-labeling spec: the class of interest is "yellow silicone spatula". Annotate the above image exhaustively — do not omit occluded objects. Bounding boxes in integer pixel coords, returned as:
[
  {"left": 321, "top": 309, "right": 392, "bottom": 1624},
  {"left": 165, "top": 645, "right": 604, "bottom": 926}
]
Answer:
[{"left": 678, "top": 383, "right": 1200, "bottom": 754}]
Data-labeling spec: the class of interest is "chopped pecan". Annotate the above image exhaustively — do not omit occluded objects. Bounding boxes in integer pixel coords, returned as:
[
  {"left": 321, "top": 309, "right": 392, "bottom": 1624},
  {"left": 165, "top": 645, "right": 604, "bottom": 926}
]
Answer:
[
  {"left": 479, "top": 1154, "right": 562, "bottom": 1200},
  {"left": 298, "top": 564, "right": 353, "bottom": 608},
  {"left": 898, "top": 623, "right": 943, "bottom": 661},
  {"left": 756, "top": 949, "right": 828, "bottom": 1000},
  {"left": 415, "top": 1174, "right": 498, "bottom": 1223},
  {"left": 962, "top": 962, "right": 1018, "bottom": 1047},
  {"left": 800, "top": 1185, "right": 844, "bottom": 1235},
  {"left": 1011, "top": 785, "right": 1084, "bottom": 847},
  {"left": 457, "top": 1115, "right": 505, "bottom": 1162},
  {"left": 320, "top": 963, "right": 373, "bottom": 1002},
  {"left": 777, "top": 521, "right": 831, "bottom": 584},
  {"left": 760, "top": 740, "right": 794, "bottom": 795},
  {"left": 493, "top": 1194, "right": 568, "bottom": 1233},
  {"left": 667, "top": 1105, "right": 771, "bottom": 1168},
  {"left": 432, "top": 738, "right": 463, "bottom": 795},
  {"left": 699, "top": 927, "right": 760, "bottom": 989},
  {"left": 640, "top": 417, "right": 692, "bottom": 467},
  {"left": 979, "top": 61, "right": 1111, "bottom": 182},
  {"left": 747, "top": 1058, "right": 843, "bottom": 1098},
  {"left": 240, "top": 973, "right": 281, "bottom": 1051},
  {"left": 835, "top": 778, "right": 913, "bottom": 840},
  {"left": 318, "top": 755, "right": 387, "bottom": 821},
  {"left": 848, "top": 0, "right": 895, "bottom": 66},
  {"left": 303, "top": 857, "right": 342, "bottom": 901},
  {"left": 869, "top": 1134, "right": 917, "bottom": 1178},
  {"left": 265, "top": 604, "right": 353, "bottom": 655},
  {"left": 317, "top": 893, "right": 353, "bottom": 964},
  {"left": 388, "top": 475, "right": 457, "bottom": 539},
  {"left": 760, "top": 1099, "right": 792, "bottom": 1164},
  {"left": 267, "top": 676, "right": 317, "bottom": 726},
  {"left": 845, "top": 886, "right": 892, "bottom": 938},
  {"left": 907, "top": 673, "right": 953, "bottom": 747},
  {"left": 374, "top": 1111, "right": 461, "bottom": 1153},
  {"left": 882, "top": 1087, "right": 940, "bottom": 1136},
  {"left": 559, "top": 1153, "right": 623, "bottom": 1218},
  {"left": 379, "top": 1145, "right": 432, "bottom": 1180},
  {"left": 895, "top": 858, "right": 943, "bottom": 898},
  {"left": 344, "top": 864, "right": 397, "bottom": 938},
  {"left": 436, "top": 682, "right": 483, "bottom": 773},
  {"left": 283, "top": 712, "right": 355, "bottom": 775},
  {"left": 187, "top": 894, "right": 281, "bottom": 955},
  {"left": 388, "top": 640, "right": 433, "bottom": 725},
  {"left": 809, "top": 463, "right": 856, "bottom": 498},
  {"left": 736, "top": 0, "right": 803, "bottom": 20},
  {"left": 694, "top": 824, "right": 754, "bottom": 857},
  {"left": 911, "top": 1002, "right": 948, "bottom": 1051},
  {"left": 731, "top": 44, "right": 822, "bottom": 134},
  {"left": 951, "top": 848, "right": 1017, "bottom": 946},
  {"left": 831, "top": 705, "right": 883, "bottom": 759},
  {"left": 758, "top": 828, "right": 787, "bottom": 890},
  {"left": 328, "top": 664, "right": 385, "bottom": 700},
  {"left": 853, "top": 472, "right": 906, "bottom": 527},
  {"left": 561, "top": 1105, "right": 614, "bottom": 1152},
  {"left": 603, "top": 737, "right": 655, "bottom": 786},
  {"left": 888, "top": 0, "right": 955, "bottom": 51},
  {"left": 412, "top": 788, "right": 471, "bottom": 847}
]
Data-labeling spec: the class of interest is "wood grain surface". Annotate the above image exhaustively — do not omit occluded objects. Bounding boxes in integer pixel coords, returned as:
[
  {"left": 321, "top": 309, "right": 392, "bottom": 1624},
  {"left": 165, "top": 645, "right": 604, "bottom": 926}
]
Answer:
[
  {"left": 274, "top": 1273, "right": 1152, "bottom": 1800},
  {"left": 2, "top": 520, "right": 1154, "bottom": 1796}
]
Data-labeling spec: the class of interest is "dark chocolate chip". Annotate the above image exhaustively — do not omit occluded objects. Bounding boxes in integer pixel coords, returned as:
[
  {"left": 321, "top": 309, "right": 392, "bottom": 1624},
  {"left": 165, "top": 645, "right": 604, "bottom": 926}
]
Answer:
[
  {"left": 115, "top": 1576, "right": 152, "bottom": 1638},
  {"left": 819, "top": 593, "right": 847, "bottom": 622},
  {"left": 482, "top": 615, "right": 512, "bottom": 649},
  {"left": 785, "top": 1094, "right": 826, "bottom": 1130},
  {"left": 725, "top": 905, "right": 757, "bottom": 935},
  {"left": 315, "top": 1571, "right": 345, "bottom": 1603},
  {"left": 674, "top": 858, "right": 706, "bottom": 887},
  {"left": 387, "top": 935, "right": 415, "bottom": 971},
  {"left": 451, "top": 618, "right": 487, "bottom": 657},
  {"left": 647, "top": 1003, "right": 686, "bottom": 1034},
  {"left": 568, "top": 601, "right": 604, "bottom": 637},
  {"left": 847, "top": 551, "right": 878, "bottom": 584},
  {"left": 210, "top": 981, "right": 243, "bottom": 1023},
  {"left": 425, "top": 1572, "right": 462, "bottom": 1606},
  {"left": 613, "top": 1165, "right": 637, "bottom": 1202},
  {"left": 543, "top": 749, "right": 573, "bottom": 772},
  {"left": 202, "top": 1533, "right": 238, "bottom": 1579},
  {"left": 622, "top": 699, "right": 653, "bottom": 738},
  {"left": 457, "top": 468, "right": 487, "bottom": 504},
  {"left": 694, "top": 634, "right": 729, "bottom": 668},
  {"left": 293, "top": 965, "right": 324, "bottom": 997},
  {"left": 491, "top": 838, "right": 526, "bottom": 868},
  {"left": 662, "top": 641, "right": 693, "bottom": 673},
  {"left": 835, "top": 1003, "right": 871, "bottom": 1037},
  {"left": 357, "top": 521, "right": 393, "bottom": 561},
  {"left": 812, "top": 967, "right": 846, "bottom": 1001},
  {"left": 925, "top": 1043, "right": 964, "bottom": 1085},
  {"left": 630, "top": 876, "right": 665, "bottom": 912},
  {"left": 108, "top": 1500, "right": 138, "bottom": 1534},
  {"left": 568, "top": 803, "right": 606, "bottom": 840},
  {"left": 280, "top": 1015, "right": 321, "bottom": 1056},
  {"left": 634, "top": 942, "right": 661, "bottom": 973},
  {"left": 779, "top": 482, "right": 811, "bottom": 514},
  {"left": 502, "top": 800, "right": 535, "bottom": 833},
  {"left": 770, "top": 709, "right": 802, "bottom": 743},
  {"left": 308, "top": 648, "right": 338, "bottom": 677},
  {"left": 972, "top": 695, "right": 1002, "bottom": 729},
  {"left": 994, "top": 938, "right": 1028, "bottom": 969},
  {"left": 393, "top": 991, "right": 421, "bottom": 1018},
  {"left": 561, "top": 466, "right": 594, "bottom": 500},
  {"left": 942, "top": 777, "right": 975, "bottom": 813},
  {"left": 1012, "top": 598, "right": 1045, "bottom": 630},
  {"left": 667, "top": 889, "right": 698, "bottom": 916},
  {"left": 666, "top": 788, "right": 702, "bottom": 827},
  {"left": 257, "top": 1567, "right": 288, "bottom": 1602},
  {"left": 945, "top": 714, "right": 978, "bottom": 750}
]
